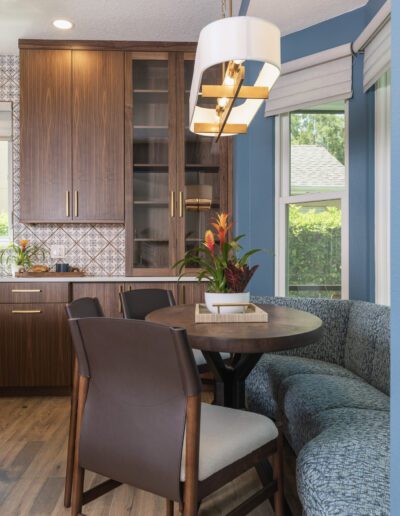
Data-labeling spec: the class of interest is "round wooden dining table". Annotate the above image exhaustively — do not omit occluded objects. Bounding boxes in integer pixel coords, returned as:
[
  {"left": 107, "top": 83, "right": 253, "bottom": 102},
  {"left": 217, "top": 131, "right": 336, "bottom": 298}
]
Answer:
[{"left": 146, "top": 303, "right": 323, "bottom": 409}]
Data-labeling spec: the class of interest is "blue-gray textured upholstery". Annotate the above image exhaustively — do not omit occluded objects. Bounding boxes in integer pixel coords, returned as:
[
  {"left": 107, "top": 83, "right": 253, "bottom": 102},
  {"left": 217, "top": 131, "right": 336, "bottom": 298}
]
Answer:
[{"left": 247, "top": 296, "right": 390, "bottom": 516}]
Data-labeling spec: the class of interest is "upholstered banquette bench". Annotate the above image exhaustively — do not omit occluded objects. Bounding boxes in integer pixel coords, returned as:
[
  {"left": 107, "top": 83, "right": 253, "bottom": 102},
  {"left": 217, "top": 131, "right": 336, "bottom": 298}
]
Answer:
[{"left": 246, "top": 297, "right": 390, "bottom": 516}]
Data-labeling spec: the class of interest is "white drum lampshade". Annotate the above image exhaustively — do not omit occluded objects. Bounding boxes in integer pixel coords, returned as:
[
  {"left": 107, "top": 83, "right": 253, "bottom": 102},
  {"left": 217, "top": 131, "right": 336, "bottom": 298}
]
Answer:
[{"left": 189, "top": 16, "right": 281, "bottom": 138}]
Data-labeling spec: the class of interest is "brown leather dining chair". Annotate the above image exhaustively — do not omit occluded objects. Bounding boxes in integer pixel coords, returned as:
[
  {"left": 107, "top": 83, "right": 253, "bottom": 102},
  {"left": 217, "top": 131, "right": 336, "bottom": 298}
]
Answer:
[
  {"left": 120, "top": 288, "right": 229, "bottom": 371},
  {"left": 64, "top": 297, "right": 104, "bottom": 508},
  {"left": 68, "top": 317, "right": 283, "bottom": 516}
]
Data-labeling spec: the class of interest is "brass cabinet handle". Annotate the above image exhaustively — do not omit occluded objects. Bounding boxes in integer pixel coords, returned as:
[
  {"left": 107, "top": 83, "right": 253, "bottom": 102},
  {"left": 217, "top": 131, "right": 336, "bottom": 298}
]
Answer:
[
  {"left": 74, "top": 191, "right": 78, "bottom": 217},
  {"left": 12, "top": 310, "right": 42, "bottom": 314},
  {"left": 66, "top": 191, "right": 70, "bottom": 217},
  {"left": 179, "top": 191, "right": 183, "bottom": 218},
  {"left": 119, "top": 285, "right": 123, "bottom": 313},
  {"left": 12, "top": 289, "right": 42, "bottom": 293},
  {"left": 170, "top": 191, "right": 175, "bottom": 218},
  {"left": 182, "top": 284, "right": 186, "bottom": 304}
]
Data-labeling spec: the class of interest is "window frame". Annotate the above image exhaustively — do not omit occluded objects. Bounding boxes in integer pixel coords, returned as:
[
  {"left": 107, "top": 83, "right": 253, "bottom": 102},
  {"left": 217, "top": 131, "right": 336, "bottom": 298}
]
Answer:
[
  {"left": 0, "top": 138, "right": 13, "bottom": 245},
  {"left": 274, "top": 103, "right": 349, "bottom": 299},
  {"left": 374, "top": 71, "right": 391, "bottom": 306}
]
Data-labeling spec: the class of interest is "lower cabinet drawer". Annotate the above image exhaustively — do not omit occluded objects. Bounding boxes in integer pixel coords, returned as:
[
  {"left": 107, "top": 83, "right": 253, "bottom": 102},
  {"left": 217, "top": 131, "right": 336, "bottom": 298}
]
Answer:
[
  {"left": 0, "top": 282, "right": 70, "bottom": 304},
  {"left": 0, "top": 303, "right": 72, "bottom": 388}
]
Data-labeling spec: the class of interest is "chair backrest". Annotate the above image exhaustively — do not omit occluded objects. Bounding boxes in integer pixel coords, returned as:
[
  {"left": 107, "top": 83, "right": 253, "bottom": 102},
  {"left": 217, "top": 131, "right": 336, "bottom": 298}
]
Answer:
[
  {"left": 120, "top": 288, "right": 175, "bottom": 320},
  {"left": 65, "top": 297, "right": 104, "bottom": 319},
  {"left": 68, "top": 317, "right": 201, "bottom": 502}
]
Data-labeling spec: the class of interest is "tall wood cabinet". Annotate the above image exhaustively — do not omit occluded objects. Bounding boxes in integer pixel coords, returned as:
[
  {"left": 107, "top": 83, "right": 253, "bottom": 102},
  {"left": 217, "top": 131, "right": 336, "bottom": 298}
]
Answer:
[
  {"left": 20, "top": 48, "right": 125, "bottom": 223},
  {"left": 20, "top": 50, "right": 73, "bottom": 223},
  {"left": 125, "top": 51, "right": 232, "bottom": 276}
]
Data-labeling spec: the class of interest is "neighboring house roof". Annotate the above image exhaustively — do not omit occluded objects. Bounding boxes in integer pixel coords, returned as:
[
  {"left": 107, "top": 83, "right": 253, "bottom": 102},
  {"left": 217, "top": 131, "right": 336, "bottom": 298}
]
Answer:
[{"left": 291, "top": 144, "right": 345, "bottom": 191}]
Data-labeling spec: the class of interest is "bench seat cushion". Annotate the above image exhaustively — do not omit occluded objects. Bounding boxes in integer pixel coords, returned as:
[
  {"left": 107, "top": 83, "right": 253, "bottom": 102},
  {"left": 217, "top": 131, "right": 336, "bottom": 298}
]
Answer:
[
  {"left": 297, "top": 408, "right": 390, "bottom": 516},
  {"left": 246, "top": 354, "right": 358, "bottom": 421},
  {"left": 280, "top": 373, "right": 389, "bottom": 453}
]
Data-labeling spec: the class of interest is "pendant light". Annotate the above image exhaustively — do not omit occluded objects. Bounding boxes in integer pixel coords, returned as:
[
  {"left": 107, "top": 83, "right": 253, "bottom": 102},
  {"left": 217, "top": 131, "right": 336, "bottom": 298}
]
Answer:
[{"left": 189, "top": 0, "right": 281, "bottom": 139}]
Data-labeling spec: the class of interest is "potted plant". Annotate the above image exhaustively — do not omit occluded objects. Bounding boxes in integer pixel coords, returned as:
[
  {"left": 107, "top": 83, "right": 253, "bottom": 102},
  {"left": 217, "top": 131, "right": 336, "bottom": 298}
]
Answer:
[
  {"left": 175, "top": 213, "right": 261, "bottom": 314},
  {"left": 0, "top": 239, "right": 46, "bottom": 276}
]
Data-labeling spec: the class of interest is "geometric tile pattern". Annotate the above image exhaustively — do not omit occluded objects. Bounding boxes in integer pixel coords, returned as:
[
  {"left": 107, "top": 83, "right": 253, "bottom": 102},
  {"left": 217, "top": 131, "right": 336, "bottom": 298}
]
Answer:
[{"left": 0, "top": 55, "right": 126, "bottom": 276}]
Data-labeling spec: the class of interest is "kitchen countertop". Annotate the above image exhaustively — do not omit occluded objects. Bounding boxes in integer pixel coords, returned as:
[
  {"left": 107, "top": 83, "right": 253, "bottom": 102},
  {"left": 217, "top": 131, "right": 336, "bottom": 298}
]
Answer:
[{"left": 0, "top": 276, "right": 201, "bottom": 283}]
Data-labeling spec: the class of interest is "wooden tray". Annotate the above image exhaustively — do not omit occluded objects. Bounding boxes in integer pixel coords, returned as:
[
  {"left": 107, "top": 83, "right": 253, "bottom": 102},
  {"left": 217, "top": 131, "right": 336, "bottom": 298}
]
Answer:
[
  {"left": 195, "top": 303, "right": 268, "bottom": 323},
  {"left": 15, "top": 272, "right": 85, "bottom": 277}
]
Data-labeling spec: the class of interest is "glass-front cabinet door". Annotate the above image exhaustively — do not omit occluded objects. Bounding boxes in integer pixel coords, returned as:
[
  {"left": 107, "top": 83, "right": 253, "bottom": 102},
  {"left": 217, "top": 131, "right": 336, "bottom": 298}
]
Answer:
[
  {"left": 126, "top": 51, "right": 231, "bottom": 276},
  {"left": 127, "top": 52, "right": 177, "bottom": 275},
  {"left": 176, "top": 53, "right": 231, "bottom": 267}
]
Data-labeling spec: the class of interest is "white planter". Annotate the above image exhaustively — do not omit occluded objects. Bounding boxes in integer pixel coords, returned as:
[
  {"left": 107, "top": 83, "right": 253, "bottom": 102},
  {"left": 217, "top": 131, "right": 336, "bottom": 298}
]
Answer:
[
  {"left": 11, "top": 263, "right": 22, "bottom": 277},
  {"left": 204, "top": 292, "right": 250, "bottom": 314}
]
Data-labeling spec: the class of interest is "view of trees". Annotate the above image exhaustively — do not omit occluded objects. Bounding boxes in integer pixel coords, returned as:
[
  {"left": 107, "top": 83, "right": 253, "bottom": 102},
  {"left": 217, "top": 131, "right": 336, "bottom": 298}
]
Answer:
[
  {"left": 288, "top": 204, "right": 342, "bottom": 297},
  {"left": 0, "top": 212, "right": 7, "bottom": 237},
  {"left": 290, "top": 112, "right": 345, "bottom": 164}
]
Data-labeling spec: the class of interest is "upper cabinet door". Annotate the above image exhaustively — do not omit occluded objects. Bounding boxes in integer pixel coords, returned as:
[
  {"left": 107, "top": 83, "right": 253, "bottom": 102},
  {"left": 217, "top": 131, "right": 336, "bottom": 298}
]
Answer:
[
  {"left": 72, "top": 51, "right": 125, "bottom": 222},
  {"left": 20, "top": 49, "right": 72, "bottom": 223}
]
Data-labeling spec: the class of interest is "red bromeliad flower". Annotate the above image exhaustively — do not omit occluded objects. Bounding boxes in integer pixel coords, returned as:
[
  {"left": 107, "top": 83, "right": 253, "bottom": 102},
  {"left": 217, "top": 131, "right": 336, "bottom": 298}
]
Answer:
[
  {"left": 20, "top": 240, "right": 28, "bottom": 252},
  {"left": 204, "top": 230, "right": 215, "bottom": 255},
  {"left": 211, "top": 212, "right": 232, "bottom": 247}
]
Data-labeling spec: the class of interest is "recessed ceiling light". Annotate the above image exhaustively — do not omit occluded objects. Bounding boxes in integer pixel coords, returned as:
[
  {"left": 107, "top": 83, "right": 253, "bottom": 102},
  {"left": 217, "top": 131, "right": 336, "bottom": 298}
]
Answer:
[{"left": 53, "top": 19, "right": 73, "bottom": 30}]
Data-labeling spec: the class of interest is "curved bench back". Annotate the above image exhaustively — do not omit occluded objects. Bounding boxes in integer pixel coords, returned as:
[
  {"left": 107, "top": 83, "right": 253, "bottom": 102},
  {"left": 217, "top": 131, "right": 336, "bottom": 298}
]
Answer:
[
  {"left": 251, "top": 296, "right": 390, "bottom": 395},
  {"left": 345, "top": 300, "right": 390, "bottom": 395}
]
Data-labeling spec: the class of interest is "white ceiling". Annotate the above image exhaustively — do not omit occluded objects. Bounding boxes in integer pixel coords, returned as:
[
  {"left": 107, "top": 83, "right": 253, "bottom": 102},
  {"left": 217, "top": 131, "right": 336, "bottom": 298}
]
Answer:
[
  {"left": 0, "top": 0, "right": 368, "bottom": 55},
  {"left": 0, "top": 0, "right": 241, "bottom": 55},
  {"left": 247, "top": 0, "right": 368, "bottom": 36}
]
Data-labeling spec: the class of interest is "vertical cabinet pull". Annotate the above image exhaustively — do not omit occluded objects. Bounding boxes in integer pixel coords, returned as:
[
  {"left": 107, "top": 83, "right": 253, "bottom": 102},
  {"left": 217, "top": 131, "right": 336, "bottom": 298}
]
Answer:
[
  {"left": 66, "top": 191, "right": 70, "bottom": 217},
  {"left": 119, "top": 285, "right": 123, "bottom": 313},
  {"left": 170, "top": 191, "right": 175, "bottom": 218},
  {"left": 179, "top": 191, "right": 183, "bottom": 218},
  {"left": 74, "top": 191, "right": 78, "bottom": 217}
]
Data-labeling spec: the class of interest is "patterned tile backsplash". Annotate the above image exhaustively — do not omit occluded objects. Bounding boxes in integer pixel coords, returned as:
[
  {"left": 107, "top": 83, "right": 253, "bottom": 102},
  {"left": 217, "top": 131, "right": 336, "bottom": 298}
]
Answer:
[{"left": 0, "top": 55, "right": 125, "bottom": 276}]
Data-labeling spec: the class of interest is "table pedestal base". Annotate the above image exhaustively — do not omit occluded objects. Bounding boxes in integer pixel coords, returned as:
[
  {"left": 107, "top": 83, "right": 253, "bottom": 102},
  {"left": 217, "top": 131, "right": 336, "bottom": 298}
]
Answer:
[{"left": 202, "top": 351, "right": 262, "bottom": 409}]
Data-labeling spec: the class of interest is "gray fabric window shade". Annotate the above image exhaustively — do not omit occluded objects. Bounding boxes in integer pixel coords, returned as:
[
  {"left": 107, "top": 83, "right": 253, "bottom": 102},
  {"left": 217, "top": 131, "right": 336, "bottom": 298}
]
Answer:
[
  {"left": 353, "top": 2, "right": 391, "bottom": 92},
  {"left": 264, "top": 44, "right": 352, "bottom": 117}
]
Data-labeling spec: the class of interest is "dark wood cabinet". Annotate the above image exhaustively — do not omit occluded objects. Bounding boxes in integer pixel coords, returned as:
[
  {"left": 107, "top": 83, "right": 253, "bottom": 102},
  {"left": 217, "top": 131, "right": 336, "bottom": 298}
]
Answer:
[
  {"left": 125, "top": 51, "right": 232, "bottom": 276},
  {"left": 20, "top": 48, "right": 125, "bottom": 223},
  {"left": 72, "top": 51, "right": 125, "bottom": 222},
  {"left": 0, "top": 283, "right": 72, "bottom": 393},
  {"left": 72, "top": 282, "right": 124, "bottom": 318},
  {"left": 20, "top": 49, "right": 72, "bottom": 223}
]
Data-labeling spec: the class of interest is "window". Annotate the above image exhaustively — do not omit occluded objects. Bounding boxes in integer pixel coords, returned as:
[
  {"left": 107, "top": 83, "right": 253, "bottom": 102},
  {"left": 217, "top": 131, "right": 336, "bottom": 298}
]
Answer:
[
  {"left": 0, "top": 101, "right": 12, "bottom": 243},
  {"left": 375, "top": 71, "right": 391, "bottom": 305},
  {"left": 275, "top": 100, "right": 348, "bottom": 299}
]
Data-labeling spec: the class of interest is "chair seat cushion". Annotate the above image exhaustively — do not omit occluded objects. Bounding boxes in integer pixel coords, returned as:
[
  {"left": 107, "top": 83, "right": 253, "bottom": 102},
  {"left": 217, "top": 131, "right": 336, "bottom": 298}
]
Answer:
[
  {"left": 180, "top": 403, "right": 278, "bottom": 481},
  {"left": 193, "top": 349, "right": 230, "bottom": 366},
  {"left": 246, "top": 354, "right": 357, "bottom": 420},
  {"left": 297, "top": 408, "right": 390, "bottom": 516}
]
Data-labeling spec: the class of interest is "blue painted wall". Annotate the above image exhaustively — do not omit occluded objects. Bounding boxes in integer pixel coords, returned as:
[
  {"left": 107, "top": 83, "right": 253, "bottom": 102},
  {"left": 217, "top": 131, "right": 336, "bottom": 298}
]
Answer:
[
  {"left": 235, "top": 0, "right": 384, "bottom": 299},
  {"left": 391, "top": 1, "right": 400, "bottom": 512}
]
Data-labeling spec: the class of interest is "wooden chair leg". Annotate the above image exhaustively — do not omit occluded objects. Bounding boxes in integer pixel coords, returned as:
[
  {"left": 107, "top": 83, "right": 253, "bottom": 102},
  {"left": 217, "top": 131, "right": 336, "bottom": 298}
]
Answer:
[
  {"left": 166, "top": 499, "right": 174, "bottom": 515},
  {"left": 71, "top": 465, "right": 85, "bottom": 516},
  {"left": 71, "top": 376, "right": 89, "bottom": 516},
  {"left": 273, "top": 430, "right": 284, "bottom": 516},
  {"left": 64, "top": 356, "right": 79, "bottom": 508}
]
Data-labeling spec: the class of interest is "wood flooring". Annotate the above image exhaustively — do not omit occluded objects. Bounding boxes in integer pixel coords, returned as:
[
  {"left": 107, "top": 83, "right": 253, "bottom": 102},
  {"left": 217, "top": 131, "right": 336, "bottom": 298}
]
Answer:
[{"left": 0, "top": 397, "right": 275, "bottom": 515}]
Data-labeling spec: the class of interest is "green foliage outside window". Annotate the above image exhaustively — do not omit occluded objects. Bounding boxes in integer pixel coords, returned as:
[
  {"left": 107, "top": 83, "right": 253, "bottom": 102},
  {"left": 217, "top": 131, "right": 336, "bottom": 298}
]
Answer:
[
  {"left": 290, "top": 112, "right": 345, "bottom": 164},
  {"left": 0, "top": 212, "right": 8, "bottom": 238},
  {"left": 288, "top": 205, "right": 341, "bottom": 297}
]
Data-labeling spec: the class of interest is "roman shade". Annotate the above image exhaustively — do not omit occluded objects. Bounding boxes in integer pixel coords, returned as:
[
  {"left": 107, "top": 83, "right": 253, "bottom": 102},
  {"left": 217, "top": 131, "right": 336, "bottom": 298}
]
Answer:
[
  {"left": 0, "top": 102, "right": 12, "bottom": 139},
  {"left": 265, "top": 44, "right": 352, "bottom": 117},
  {"left": 353, "top": 1, "right": 391, "bottom": 92}
]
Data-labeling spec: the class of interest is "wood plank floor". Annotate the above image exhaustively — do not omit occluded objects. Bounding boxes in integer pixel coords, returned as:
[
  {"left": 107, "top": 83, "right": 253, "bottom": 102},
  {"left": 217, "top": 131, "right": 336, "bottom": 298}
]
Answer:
[{"left": 0, "top": 397, "right": 274, "bottom": 515}]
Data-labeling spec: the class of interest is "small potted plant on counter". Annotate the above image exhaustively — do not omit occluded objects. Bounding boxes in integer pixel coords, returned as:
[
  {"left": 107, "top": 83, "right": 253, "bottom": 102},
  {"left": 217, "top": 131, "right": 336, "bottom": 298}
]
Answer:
[
  {"left": 0, "top": 239, "right": 46, "bottom": 276},
  {"left": 175, "top": 213, "right": 261, "bottom": 314}
]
